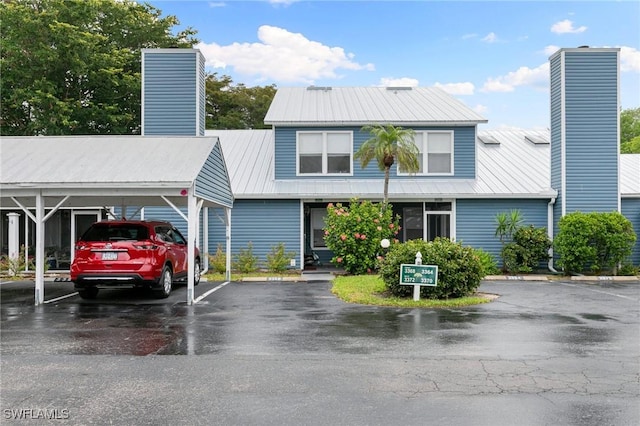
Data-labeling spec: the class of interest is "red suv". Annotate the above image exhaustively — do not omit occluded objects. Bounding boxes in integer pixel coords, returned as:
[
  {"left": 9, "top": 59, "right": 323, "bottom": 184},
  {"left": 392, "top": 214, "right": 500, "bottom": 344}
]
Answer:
[{"left": 70, "top": 220, "right": 201, "bottom": 299}]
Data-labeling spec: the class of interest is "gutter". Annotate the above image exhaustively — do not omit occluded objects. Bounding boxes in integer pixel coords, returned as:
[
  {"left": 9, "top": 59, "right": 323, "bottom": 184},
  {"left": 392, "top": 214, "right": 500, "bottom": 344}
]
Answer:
[{"left": 547, "top": 196, "right": 559, "bottom": 273}]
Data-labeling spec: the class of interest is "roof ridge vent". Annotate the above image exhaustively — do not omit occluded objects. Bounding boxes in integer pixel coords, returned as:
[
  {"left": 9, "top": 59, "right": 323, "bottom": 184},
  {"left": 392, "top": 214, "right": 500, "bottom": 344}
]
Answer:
[
  {"left": 525, "top": 135, "right": 549, "bottom": 145},
  {"left": 307, "top": 86, "right": 332, "bottom": 91},
  {"left": 386, "top": 86, "right": 413, "bottom": 91}
]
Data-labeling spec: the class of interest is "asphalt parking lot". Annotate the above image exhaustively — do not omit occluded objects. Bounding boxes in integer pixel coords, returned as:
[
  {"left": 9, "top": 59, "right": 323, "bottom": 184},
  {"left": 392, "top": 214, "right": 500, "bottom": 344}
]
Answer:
[{"left": 1, "top": 277, "right": 639, "bottom": 425}]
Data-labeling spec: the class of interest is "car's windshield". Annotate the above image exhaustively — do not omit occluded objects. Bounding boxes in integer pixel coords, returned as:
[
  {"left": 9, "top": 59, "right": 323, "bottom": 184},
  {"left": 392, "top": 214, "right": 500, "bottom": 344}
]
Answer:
[{"left": 80, "top": 224, "right": 149, "bottom": 242}]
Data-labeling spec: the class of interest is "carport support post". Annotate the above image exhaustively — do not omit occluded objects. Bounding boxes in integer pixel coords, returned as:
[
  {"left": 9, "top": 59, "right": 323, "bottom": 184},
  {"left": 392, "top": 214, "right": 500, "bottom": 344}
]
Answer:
[
  {"left": 35, "top": 193, "right": 45, "bottom": 305},
  {"left": 187, "top": 186, "right": 197, "bottom": 305},
  {"left": 7, "top": 213, "right": 20, "bottom": 264}
]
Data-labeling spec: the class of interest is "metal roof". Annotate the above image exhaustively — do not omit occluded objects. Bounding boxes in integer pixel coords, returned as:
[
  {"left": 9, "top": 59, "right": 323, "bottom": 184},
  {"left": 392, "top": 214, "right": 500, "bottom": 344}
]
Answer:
[
  {"left": 621, "top": 154, "right": 640, "bottom": 196},
  {"left": 263, "top": 87, "right": 488, "bottom": 126},
  {"left": 0, "top": 136, "right": 233, "bottom": 208},
  {"left": 209, "top": 128, "right": 640, "bottom": 200}
]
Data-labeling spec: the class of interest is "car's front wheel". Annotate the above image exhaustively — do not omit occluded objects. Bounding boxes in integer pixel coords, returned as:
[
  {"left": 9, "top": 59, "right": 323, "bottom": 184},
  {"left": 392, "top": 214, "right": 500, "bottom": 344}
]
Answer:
[{"left": 154, "top": 266, "right": 173, "bottom": 299}]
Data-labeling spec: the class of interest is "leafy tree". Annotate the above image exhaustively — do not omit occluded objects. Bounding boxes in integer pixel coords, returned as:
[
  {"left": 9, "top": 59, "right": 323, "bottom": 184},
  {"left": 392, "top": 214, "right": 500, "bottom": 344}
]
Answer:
[
  {"left": 621, "top": 135, "right": 640, "bottom": 154},
  {"left": 1, "top": 0, "right": 197, "bottom": 135},
  {"left": 620, "top": 107, "right": 640, "bottom": 150},
  {"left": 205, "top": 73, "right": 276, "bottom": 129},
  {"left": 355, "top": 124, "right": 420, "bottom": 204},
  {"left": 323, "top": 199, "right": 400, "bottom": 275}
]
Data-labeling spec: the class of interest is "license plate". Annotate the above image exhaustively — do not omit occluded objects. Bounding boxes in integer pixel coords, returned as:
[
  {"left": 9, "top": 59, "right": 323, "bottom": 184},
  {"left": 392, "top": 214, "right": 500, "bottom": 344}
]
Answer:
[{"left": 102, "top": 252, "right": 118, "bottom": 261}]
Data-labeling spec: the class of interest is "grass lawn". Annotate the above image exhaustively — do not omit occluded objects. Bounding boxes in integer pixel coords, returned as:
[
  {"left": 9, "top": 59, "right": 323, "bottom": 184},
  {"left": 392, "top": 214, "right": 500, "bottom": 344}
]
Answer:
[
  {"left": 203, "top": 271, "right": 496, "bottom": 308},
  {"left": 332, "top": 275, "right": 495, "bottom": 308}
]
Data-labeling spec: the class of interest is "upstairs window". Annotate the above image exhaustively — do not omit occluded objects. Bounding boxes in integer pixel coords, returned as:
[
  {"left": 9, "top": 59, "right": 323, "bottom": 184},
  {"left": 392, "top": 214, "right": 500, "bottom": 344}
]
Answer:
[
  {"left": 298, "top": 131, "right": 352, "bottom": 175},
  {"left": 398, "top": 131, "right": 453, "bottom": 175}
]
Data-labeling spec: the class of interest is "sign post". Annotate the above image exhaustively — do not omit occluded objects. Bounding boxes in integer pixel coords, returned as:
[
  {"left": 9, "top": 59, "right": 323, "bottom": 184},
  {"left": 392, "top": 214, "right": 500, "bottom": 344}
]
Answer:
[{"left": 399, "top": 252, "right": 438, "bottom": 301}]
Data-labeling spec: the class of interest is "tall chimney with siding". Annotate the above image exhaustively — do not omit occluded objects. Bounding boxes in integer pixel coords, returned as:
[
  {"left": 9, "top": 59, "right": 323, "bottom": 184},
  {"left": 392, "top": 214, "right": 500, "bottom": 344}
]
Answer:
[
  {"left": 141, "top": 49, "right": 206, "bottom": 136},
  {"left": 549, "top": 47, "right": 620, "bottom": 237}
]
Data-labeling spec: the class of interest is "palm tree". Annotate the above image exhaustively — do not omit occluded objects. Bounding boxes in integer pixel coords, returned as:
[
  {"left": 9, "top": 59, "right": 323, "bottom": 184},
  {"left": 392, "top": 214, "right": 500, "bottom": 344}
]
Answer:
[{"left": 355, "top": 124, "right": 420, "bottom": 204}]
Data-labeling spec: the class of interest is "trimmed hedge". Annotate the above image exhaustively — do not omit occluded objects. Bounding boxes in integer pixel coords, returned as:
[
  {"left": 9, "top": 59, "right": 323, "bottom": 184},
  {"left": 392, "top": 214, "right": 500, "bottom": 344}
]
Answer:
[{"left": 379, "top": 238, "right": 483, "bottom": 299}]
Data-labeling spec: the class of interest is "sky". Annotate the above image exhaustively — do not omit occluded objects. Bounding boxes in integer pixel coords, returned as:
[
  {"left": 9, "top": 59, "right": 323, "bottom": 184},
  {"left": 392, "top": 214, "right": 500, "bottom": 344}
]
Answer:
[{"left": 147, "top": 0, "right": 640, "bottom": 130}]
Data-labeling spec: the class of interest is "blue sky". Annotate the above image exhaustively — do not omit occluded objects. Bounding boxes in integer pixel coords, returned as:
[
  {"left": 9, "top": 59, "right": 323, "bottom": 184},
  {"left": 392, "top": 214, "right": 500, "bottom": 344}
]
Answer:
[{"left": 147, "top": 0, "right": 640, "bottom": 130}]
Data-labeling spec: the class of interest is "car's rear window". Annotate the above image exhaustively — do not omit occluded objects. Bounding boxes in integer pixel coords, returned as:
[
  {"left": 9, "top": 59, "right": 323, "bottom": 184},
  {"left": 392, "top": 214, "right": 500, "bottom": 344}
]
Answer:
[{"left": 80, "top": 224, "right": 149, "bottom": 242}]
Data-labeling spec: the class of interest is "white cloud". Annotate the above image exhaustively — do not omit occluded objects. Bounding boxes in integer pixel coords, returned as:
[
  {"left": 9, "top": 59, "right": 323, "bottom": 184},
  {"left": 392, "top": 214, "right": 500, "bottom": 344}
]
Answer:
[
  {"left": 543, "top": 45, "right": 561, "bottom": 57},
  {"left": 196, "top": 25, "right": 374, "bottom": 84},
  {"left": 482, "top": 32, "right": 498, "bottom": 43},
  {"left": 620, "top": 46, "right": 640, "bottom": 72},
  {"left": 473, "top": 104, "right": 488, "bottom": 115},
  {"left": 378, "top": 77, "right": 419, "bottom": 87},
  {"left": 434, "top": 82, "right": 475, "bottom": 95},
  {"left": 208, "top": 2, "right": 225, "bottom": 7},
  {"left": 551, "top": 19, "right": 587, "bottom": 34},
  {"left": 481, "top": 63, "right": 550, "bottom": 93}
]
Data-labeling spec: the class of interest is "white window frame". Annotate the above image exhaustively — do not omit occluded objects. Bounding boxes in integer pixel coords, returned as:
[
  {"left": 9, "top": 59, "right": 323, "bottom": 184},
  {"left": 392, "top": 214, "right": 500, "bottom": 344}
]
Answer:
[
  {"left": 310, "top": 208, "right": 329, "bottom": 250},
  {"left": 424, "top": 201, "right": 456, "bottom": 241},
  {"left": 296, "top": 131, "right": 353, "bottom": 176},
  {"left": 398, "top": 131, "right": 454, "bottom": 176}
]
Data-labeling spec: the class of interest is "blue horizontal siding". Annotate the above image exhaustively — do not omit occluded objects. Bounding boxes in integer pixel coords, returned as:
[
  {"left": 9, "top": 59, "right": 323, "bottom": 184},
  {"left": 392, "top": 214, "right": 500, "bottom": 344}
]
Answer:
[
  {"left": 195, "top": 141, "right": 233, "bottom": 207},
  {"left": 144, "top": 52, "right": 198, "bottom": 136},
  {"left": 457, "top": 199, "right": 549, "bottom": 266},
  {"left": 274, "top": 126, "right": 476, "bottom": 179},
  {"left": 563, "top": 50, "right": 619, "bottom": 213},
  {"left": 208, "top": 200, "right": 301, "bottom": 269}
]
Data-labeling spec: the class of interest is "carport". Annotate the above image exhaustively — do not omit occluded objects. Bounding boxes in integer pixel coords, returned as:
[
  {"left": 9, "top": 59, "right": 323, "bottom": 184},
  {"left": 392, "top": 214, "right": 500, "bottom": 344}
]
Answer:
[{"left": 0, "top": 135, "right": 233, "bottom": 305}]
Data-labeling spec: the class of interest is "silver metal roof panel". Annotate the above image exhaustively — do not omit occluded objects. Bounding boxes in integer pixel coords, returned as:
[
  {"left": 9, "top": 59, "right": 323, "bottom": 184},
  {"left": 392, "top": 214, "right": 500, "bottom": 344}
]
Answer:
[{"left": 264, "top": 87, "right": 487, "bottom": 126}]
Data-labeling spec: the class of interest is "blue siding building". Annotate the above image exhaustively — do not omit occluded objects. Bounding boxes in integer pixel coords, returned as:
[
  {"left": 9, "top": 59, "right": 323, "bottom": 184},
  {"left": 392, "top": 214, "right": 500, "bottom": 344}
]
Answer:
[
  {"left": 203, "top": 46, "right": 638, "bottom": 269},
  {"left": 5, "top": 47, "right": 638, "bottom": 276}
]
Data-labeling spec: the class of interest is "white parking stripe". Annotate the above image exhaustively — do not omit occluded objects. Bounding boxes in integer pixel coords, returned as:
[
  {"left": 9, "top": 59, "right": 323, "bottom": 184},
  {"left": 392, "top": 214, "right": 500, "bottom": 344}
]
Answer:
[
  {"left": 44, "top": 292, "right": 79, "bottom": 304},
  {"left": 557, "top": 281, "right": 636, "bottom": 300},
  {"left": 194, "top": 281, "right": 230, "bottom": 304}
]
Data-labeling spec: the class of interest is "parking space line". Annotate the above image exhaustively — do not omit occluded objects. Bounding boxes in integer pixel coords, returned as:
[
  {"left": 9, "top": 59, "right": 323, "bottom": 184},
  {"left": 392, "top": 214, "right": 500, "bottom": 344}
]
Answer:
[
  {"left": 556, "top": 281, "right": 636, "bottom": 300},
  {"left": 194, "top": 281, "right": 230, "bottom": 304},
  {"left": 44, "top": 292, "right": 79, "bottom": 304}
]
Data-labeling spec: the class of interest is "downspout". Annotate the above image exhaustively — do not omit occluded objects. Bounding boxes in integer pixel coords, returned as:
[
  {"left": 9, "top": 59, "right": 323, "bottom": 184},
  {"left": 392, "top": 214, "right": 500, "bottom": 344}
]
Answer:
[{"left": 547, "top": 196, "right": 558, "bottom": 273}]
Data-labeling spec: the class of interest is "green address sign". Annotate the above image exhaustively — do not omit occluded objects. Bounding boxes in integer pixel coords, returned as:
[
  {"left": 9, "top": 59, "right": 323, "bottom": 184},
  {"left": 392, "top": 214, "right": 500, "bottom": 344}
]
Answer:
[{"left": 399, "top": 264, "right": 438, "bottom": 287}]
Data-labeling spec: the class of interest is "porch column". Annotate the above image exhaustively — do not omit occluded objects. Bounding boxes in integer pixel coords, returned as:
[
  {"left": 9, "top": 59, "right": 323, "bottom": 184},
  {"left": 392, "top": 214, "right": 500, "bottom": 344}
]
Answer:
[
  {"left": 187, "top": 186, "right": 197, "bottom": 305},
  {"left": 7, "top": 213, "right": 20, "bottom": 263},
  {"left": 35, "top": 193, "right": 45, "bottom": 305}
]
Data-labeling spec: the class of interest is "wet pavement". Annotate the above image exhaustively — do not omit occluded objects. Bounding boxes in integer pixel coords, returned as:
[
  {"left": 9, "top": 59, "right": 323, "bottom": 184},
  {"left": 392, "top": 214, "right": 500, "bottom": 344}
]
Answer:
[{"left": 1, "top": 278, "right": 639, "bottom": 425}]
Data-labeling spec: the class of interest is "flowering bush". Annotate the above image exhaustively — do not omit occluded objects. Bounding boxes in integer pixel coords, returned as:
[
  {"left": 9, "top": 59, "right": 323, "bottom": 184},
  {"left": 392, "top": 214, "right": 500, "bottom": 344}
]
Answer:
[{"left": 323, "top": 199, "right": 400, "bottom": 275}]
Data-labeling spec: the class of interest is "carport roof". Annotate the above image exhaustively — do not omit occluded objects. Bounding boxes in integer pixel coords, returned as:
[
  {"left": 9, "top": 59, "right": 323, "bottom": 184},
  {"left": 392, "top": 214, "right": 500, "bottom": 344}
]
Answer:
[{"left": 0, "top": 135, "right": 234, "bottom": 209}]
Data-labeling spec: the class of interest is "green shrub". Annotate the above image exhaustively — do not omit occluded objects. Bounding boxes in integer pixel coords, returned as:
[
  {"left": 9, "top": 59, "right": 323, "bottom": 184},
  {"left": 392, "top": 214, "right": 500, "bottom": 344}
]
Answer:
[
  {"left": 473, "top": 248, "right": 500, "bottom": 276},
  {"left": 208, "top": 244, "right": 227, "bottom": 274},
  {"left": 324, "top": 199, "right": 401, "bottom": 275},
  {"left": 502, "top": 243, "right": 530, "bottom": 273},
  {"left": 233, "top": 242, "right": 259, "bottom": 273},
  {"left": 512, "top": 225, "right": 551, "bottom": 270},
  {"left": 554, "top": 212, "right": 636, "bottom": 274},
  {"left": 379, "top": 238, "right": 483, "bottom": 299},
  {"left": 501, "top": 225, "right": 551, "bottom": 274},
  {"left": 266, "top": 243, "right": 296, "bottom": 273},
  {"left": 0, "top": 246, "right": 35, "bottom": 275},
  {"left": 618, "top": 263, "right": 639, "bottom": 276}
]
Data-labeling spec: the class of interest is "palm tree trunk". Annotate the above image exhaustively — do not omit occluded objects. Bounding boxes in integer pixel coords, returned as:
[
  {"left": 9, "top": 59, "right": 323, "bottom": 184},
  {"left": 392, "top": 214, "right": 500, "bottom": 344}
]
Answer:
[{"left": 383, "top": 166, "right": 390, "bottom": 205}]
